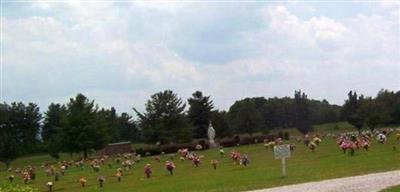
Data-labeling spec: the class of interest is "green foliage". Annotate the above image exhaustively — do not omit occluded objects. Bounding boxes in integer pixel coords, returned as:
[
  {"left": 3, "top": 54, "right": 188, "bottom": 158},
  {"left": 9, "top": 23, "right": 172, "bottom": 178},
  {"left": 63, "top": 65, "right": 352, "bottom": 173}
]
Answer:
[
  {"left": 0, "top": 184, "right": 38, "bottom": 192},
  {"left": 187, "top": 91, "right": 214, "bottom": 138},
  {"left": 228, "top": 98, "right": 264, "bottom": 136},
  {"left": 118, "top": 113, "right": 140, "bottom": 143},
  {"left": 374, "top": 89, "right": 400, "bottom": 125},
  {"left": 61, "top": 93, "right": 109, "bottom": 158},
  {"left": 42, "top": 103, "right": 66, "bottom": 143},
  {"left": 0, "top": 102, "right": 41, "bottom": 167},
  {"left": 294, "top": 90, "right": 312, "bottom": 134},
  {"left": 359, "top": 97, "right": 391, "bottom": 131},
  {"left": 342, "top": 91, "right": 365, "bottom": 132},
  {"left": 134, "top": 90, "right": 192, "bottom": 144},
  {"left": 1, "top": 88, "right": 398, "bottom": 163},
  {"left": 98, "top": 107, "right": 121, "bottom": 142},
  {"left": 342, "top": 89, "right": 400, "bottom": 133},
  {"left": 210, "top": 110, "right": 232, "bottom": 138}
]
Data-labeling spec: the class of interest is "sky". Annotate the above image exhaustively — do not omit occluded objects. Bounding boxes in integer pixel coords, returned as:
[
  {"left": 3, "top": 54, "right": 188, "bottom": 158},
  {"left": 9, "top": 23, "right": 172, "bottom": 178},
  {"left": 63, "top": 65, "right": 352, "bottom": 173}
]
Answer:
[{"left": 1, "top": 0, "right": 399, "bottom": 115}]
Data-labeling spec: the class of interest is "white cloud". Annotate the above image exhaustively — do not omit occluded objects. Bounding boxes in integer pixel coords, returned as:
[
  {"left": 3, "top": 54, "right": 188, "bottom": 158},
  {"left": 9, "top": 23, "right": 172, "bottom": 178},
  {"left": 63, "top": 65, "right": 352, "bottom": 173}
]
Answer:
[
  {"left": 2, "top": 2, "right": 399, "bottom": 113},
  {"left": 266, "top": 6, "right": 348, "bottom": 48}
]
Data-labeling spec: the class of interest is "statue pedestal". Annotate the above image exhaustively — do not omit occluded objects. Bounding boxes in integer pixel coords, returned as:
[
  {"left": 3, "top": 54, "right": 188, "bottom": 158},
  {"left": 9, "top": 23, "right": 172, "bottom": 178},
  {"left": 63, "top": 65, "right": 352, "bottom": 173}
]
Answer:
[{"left": 209, "top": 140, "right": 219, "bottom": 148}]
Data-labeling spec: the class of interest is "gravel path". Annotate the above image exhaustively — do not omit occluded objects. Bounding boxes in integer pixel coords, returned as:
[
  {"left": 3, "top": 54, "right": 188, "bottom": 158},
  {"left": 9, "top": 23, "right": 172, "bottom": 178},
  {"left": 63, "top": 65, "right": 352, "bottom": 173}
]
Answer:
[{"left": 249, "top": 170, "right": 400, "bottom": 192}]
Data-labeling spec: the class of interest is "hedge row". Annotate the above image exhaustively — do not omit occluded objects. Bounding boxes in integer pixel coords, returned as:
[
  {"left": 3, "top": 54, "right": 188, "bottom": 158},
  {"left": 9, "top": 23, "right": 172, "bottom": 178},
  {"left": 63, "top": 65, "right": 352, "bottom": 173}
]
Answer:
[{"left": 134, "top": 132, "right": 290, "bottom": 156}]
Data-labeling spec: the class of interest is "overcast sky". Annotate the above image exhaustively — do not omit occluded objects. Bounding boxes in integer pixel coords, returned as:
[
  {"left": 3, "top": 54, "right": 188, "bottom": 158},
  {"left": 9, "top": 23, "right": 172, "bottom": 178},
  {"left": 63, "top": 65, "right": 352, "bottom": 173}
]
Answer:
[{"left": 1, "top": 1, "right": 399, "bottom": 114}]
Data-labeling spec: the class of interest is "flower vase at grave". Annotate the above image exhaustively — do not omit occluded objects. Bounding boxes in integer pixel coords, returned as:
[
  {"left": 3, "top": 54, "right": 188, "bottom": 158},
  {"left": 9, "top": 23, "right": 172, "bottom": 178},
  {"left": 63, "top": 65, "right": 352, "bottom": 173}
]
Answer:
[
  {"left": 144, "top": 164, "right": 152, "bottom": 178},
  {"left": 54, "top": 172, "right": 59, "bottom": 181},
  {"left": 98, "top": 176, "right": 105, "bottom": 188},
  {"left": 47, "top": 182, "right": 53, "bottom": 192},
  {"left": 165, "top": 161, "right": 175, "bottom": 175},
  {"left": 116, "top": 172, "right": 122, "bottom": 182},
  {"left": 79, "top": 177, "right": 87, "bottom": 187},
  {"left": 211, "top": 160, "right": 218, "bottom": 170}
]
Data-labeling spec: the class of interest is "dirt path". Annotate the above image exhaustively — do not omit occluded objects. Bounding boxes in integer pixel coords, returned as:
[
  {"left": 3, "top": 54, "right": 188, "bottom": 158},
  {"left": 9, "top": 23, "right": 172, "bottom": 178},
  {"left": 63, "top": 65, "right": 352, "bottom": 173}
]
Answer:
[{"left": 249, "top": 170, "right": 400, "bottom": 192}]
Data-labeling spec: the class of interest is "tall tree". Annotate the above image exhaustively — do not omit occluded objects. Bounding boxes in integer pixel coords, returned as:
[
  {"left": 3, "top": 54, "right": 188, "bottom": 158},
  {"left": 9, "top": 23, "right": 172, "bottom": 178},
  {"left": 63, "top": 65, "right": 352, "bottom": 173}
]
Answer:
[
  {"left": 61, "top": 94, "right": 109, "bottom": 158},
  {"left": 360, "top": 97, "right": 391, "bottom": 131},
  {"left": 293, "top": 90, "right": 312, "bottom": 134},
  {"left": 24, "top": 103, "right": 42, "bottom": 153},
  {"left": 42, "top": 103, "right": 66, "bottom": 143},
  {"left": 0, "top": 102, "right": 41, "bottom": 166},
  {"left": 118, "top": 113, "right": 140, "bottom": 143},
  {"left": 42, "top": 103, "right": 66, "bottom": 159},
  {"left": 7, "top": 102, "right": 42, "bottom": 154},
  {"left": 134, "top": 90, "right": 192, "bottom": 144},
  {"left": 98, "top": 107, "right": 120, "bottom": 142},
  {"left": 210, "top": 110, "right": 232, "bottom": 138},
  {"left": 0, "top": 103, "right": 18, "bottom": 168},
  {"left": 187, "top": 91, "right": 214, "bottom": 138},
  {"left": 342, "top": 91, "right": 364, "bottom": 133},
  {"left": 228, "top": 99, "right": 264, "bottom": 136}
]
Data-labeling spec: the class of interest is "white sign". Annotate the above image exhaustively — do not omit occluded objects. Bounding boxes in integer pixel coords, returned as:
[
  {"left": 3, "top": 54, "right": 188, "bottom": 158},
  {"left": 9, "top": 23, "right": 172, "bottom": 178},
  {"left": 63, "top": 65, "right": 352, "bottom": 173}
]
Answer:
[
  {"left": 273, "top": 144, "right": 291, "bottom": 159},
  {"left": 273, "top": 144, "right": 291, "bottom": 177}
]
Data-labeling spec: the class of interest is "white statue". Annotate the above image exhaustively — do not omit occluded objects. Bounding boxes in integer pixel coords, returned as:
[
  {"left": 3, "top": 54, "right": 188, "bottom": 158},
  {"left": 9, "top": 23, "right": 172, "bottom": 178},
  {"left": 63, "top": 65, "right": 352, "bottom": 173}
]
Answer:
[{"left": 208, "top": 122, "right": 216, "bottom": 147}]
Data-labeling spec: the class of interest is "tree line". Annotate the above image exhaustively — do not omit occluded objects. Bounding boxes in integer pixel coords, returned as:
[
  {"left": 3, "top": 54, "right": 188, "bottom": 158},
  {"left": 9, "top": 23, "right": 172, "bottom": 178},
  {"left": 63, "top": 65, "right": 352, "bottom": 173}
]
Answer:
[{"left": 1, "top": 89, "right": 399, "bottom": 166}]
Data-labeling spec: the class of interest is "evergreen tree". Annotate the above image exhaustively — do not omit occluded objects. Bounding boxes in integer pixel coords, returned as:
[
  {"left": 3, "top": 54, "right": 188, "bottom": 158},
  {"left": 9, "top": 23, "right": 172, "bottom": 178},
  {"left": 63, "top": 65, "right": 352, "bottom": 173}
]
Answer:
[
  {"left": 61, "top": 94, "right": 109, "bottom": 158},
  {"left": 134, "top": 90, "right": 192, "bottom": 144},
  {"left": 0, "top": 103, "right": 18, "bottom": 168},
  {"left": 98, "top": 107, "right": 121, "bottom": 142},
  {"left": 188, "top": 91, "right": 214, "bottom": 138},
  {"left": 342, "top": 91, "right": 364, "bottom": 133},
  {"left": 210, "top": 110, "right": 231, "bottom": 138},
  {"left": 0, "top": 102, "right": 41, "bottom": 166},
  {"left": 118, "top": 112, "right": 140, "bottom": 142},
  {"left": 42, "top": 103, "right": 66, "bottom": 143},
  {"left": 293, "top": 90, "right": 312, "bottom": 134}
]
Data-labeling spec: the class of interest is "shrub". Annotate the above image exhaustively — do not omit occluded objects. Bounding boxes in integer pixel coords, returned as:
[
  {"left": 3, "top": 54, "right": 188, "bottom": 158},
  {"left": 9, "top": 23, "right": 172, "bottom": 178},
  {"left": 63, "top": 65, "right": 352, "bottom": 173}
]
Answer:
[
  {"left": 239, "top": 136, "right": 252, "bottom": 145},
  {"left": 264, "top": 134, "right": 277, "bottom": 142},
  {"left": 234, "top": 135, "right": 240, "bottom": 144},
  {"left": 219, "top": 138, "right": 237, "bottom": 147},
  {"left": 278, "top": 131, "right": 284, "bottom": 139},
  {"left": 333, "top": 124, "right": 339, "bottom": 130},
  {"left": 283, "top": 132, "right": 290, "bottom": 140},
  {"left": 197, "top": 139, "right": 209, "bottom": 149},
  {"left": 252, "top": 135, "right": 267, "bottom": 143},
  {"left": 134, "top": 141, "right": 210, "bottom": 156}
]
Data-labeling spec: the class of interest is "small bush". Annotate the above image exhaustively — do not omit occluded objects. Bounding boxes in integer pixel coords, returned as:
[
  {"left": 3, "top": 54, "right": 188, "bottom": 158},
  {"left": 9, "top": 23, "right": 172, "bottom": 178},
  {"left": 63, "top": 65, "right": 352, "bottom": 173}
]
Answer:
[
  {"left": 283, "top": 132, "right": 290, "bottom": 140},
  {"left": 333, "top": 124, "right": 339, "bottom": 130},
  {"left": 278, "top": 131, "right": 284, "bottom": 139},
  {"left": 219, "top": 138, "right": 237, "bottom": 147}
]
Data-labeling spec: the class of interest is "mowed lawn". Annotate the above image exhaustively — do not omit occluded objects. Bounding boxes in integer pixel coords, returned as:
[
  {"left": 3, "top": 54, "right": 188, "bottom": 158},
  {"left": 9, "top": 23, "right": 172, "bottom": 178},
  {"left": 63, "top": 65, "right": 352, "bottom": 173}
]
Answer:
[
  {"left": 1, "top": 131, "right": 399, "bottom": 191},
  {"left": 382, "top": 185, "right": 400, "bottom": 192}
]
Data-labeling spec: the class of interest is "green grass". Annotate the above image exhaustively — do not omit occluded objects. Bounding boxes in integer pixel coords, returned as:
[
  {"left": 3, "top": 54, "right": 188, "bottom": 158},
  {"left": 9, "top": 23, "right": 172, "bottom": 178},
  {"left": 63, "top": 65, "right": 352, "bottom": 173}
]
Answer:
[
  {"left": 1, "top": 130, "right": 399, "bottom": 192},
  {"left": 269, "top": 122, "right": 356, "bottom": 136},
  {"left": 381, "top": 185, "right": 400, "bottom": 192}
]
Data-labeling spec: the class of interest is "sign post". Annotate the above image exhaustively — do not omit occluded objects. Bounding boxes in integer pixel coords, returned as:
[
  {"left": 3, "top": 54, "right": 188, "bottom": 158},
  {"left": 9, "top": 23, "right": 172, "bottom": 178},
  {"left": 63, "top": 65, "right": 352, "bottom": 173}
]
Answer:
[{"left": 273, "top": 144, "right": 291, "bottom": 177}]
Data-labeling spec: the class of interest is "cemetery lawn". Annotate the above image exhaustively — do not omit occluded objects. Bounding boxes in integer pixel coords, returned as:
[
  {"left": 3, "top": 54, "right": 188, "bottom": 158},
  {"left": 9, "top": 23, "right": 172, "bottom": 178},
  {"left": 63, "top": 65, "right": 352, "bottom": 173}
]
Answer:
[
  {"left": 381, "top": 185, "right": 400, "bottom": 192},
  {"left": 0, "top": 132, "right": 399, "bottom": 191}
]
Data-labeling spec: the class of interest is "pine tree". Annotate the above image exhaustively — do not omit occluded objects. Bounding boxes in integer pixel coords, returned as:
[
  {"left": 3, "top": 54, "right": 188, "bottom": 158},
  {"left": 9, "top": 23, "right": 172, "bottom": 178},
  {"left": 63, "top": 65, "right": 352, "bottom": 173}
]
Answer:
[
  {"left": 342, "top": 91, "right": 364, "bottom": 133},
  {"left": 294, "top": 90, "right": 312, "bottom": 134},
  {"left": 188, "top": 91, "right": 214, "bottom": 138},
  {"left": 134, "top": 90, "right": 192, "bottom": 144},
  {"left": 61, "top": 94, "right": 109, "bottom": 158}
]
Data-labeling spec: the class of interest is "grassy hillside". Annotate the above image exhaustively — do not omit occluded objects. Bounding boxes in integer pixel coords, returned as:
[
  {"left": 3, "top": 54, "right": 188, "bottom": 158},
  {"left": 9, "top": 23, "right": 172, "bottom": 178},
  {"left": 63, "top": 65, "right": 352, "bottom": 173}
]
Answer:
[
  {"left": 381, "top": 185, "right": 400, "bottom": 192},
  {"left": 1, "top": 128, "right": 399, "bottom": 192}
]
